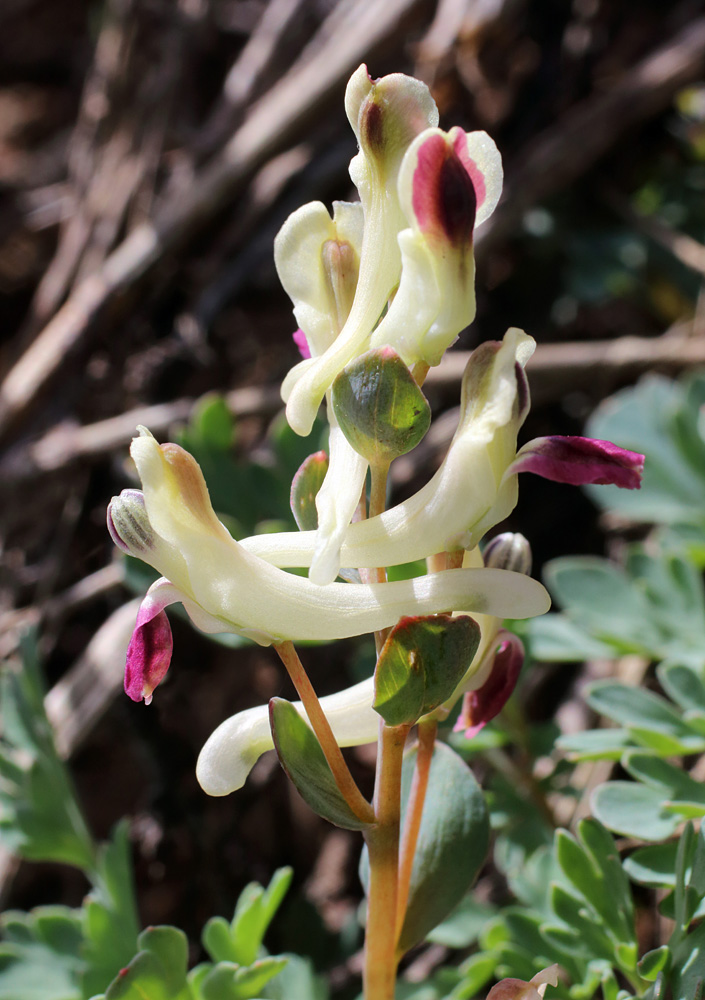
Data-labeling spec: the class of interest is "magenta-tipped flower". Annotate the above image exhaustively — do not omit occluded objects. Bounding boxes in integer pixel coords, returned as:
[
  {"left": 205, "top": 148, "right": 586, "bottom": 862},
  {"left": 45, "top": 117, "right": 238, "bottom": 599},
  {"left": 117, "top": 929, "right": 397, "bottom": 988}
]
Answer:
[
  {"left": 454, "top": 631, "right": 524, "bottom": 739},
  {"left": 123, "top": 596, "right": 174, "bottom": 704},
  {"left": 509, "top": 435, "right": 644, "bottom": 489}
]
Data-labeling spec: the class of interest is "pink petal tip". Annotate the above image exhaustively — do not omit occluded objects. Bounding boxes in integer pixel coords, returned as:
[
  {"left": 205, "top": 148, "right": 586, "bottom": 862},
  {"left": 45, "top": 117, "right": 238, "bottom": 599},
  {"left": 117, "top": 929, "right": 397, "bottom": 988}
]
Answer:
[
  {"left": 454, "top": 633, "right": 524, "bottom": 739},
  {"left": 512, "top": 435, "right": 644, "bottom": 489},
  {"left": 293, "top": 328, "right": 311, "bottom": 360},
  {"left": 124, "top": 602, "right": 173, "bottom": 703}
]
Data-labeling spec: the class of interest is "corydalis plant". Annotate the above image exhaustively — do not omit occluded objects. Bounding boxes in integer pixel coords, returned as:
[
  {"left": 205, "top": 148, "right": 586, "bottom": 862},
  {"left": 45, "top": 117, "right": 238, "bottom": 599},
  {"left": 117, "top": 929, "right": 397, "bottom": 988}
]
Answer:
[{"left": 108, "top": 64, "right": 644, "bottom": 1000}]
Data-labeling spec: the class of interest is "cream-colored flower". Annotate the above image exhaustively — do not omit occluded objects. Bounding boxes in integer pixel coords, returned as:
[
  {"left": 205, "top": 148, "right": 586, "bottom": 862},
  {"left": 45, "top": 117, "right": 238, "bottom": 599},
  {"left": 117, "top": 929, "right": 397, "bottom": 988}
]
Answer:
[{"left": 109, "top": 427, "right": 550, "bottom": 702}]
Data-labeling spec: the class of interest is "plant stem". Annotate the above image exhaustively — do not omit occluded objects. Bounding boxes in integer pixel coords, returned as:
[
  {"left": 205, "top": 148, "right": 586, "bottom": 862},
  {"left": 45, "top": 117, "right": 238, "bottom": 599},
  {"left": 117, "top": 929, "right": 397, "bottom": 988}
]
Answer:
[
  {"left": 395, "top": 718, "right": 437, "bottom": 948},
  {"left": 364, "top": 720, "right": 409, "bottom": 1000},
  {"left": 368, "top": 460, "right": 391, "bottom": 653},
  {"left": 274, "top": 641, "right": 375, "bottom": 825}
]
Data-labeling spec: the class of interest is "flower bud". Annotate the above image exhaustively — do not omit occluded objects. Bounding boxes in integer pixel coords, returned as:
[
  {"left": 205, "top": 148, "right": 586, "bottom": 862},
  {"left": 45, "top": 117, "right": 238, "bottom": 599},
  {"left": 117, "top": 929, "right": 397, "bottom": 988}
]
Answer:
[
  {"left": 290, "top": 451, "right": 329, "bottom": 531},
  {"left": 331, "top": 346, "right": 431, "bottom": 465},
  {"left": 483, "top": 532, "right": 532, "bottom": 575},
  {"left": 107, "top": 489, "right": 153, "bottom": 555}
]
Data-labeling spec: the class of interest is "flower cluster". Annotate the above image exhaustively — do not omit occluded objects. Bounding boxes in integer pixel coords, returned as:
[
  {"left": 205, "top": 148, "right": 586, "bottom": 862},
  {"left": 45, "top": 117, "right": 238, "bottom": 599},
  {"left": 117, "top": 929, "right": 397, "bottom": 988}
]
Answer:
[{"left": 108, "top": 65, "right": 644, "bottom": 795}]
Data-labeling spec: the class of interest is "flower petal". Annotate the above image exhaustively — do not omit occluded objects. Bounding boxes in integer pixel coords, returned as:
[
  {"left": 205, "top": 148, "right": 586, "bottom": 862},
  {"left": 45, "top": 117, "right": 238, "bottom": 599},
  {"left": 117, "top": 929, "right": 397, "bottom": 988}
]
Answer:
[
  {"left": 275, "top": 200, "right": 363, "bottom": 358},
  {"left": 509, "top": 435, "right": 644, "bottom": 489},
  {"left": 124, "top": 582, "right": 177, "bottom": 704},
  {"left": 454, "top": 631, "right": 524, "bottom": 739},
  {"left": 309, "top": 417, "right": 369, "bottom": 585},
  {"left": 196, "top": 677, "right": 378, "bottom": 795}
]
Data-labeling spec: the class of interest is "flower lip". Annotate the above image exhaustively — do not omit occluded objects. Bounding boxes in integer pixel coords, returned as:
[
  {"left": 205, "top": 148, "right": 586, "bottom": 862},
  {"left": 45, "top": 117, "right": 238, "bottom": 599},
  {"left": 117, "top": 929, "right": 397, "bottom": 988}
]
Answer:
[{"left": 411, "top": 130, "right": 477, "bottom": 247}]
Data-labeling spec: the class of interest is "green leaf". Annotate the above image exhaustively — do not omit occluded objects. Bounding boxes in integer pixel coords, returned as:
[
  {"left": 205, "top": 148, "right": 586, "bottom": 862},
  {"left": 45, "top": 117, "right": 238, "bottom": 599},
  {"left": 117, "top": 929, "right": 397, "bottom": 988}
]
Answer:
[
  {"left": 201, "top": 918, "right": 234, "bottom": 965},
  {"left": 204, "top": 867, "right": 293, "bottom": 967},
  {"left": 331, "top": 347, "right": 431, "bottom": 464},
  {"left": 624, "top": 843, "right": 680, "bottom": 887},
  {"left": 395, "top": 742, "right": 489, "bottom": 954},
  {"left": 199, "top": 957, "right": 288, "bottom": 999},
  {"left": 81, "top": 822, "right": 140, "bottom": 997},
  {"left": 426, "top": 897, "right": 497, "bottom": 949},
  {"left": 638, "top": 946, "right": 671, "bottom": 981},
  {"left": 191, "top": 394, "right": 236, "bottom": 451},
  {"left": 524, "top": 613, "right": 616, "bottom": 662},
  {"left": 102, "top": 926, "right": 191, "bottom": 1000},
  {"left": 672, "top": 919, "right": 705, "bottom": 1000},
  {"left": 269, "top": 699, "right": 372, "bottom": 831},
  {"left": 134, "top": 928, "right": 187, "bottom": 996},
  {"left": 0, "top": 907, "right": 84, "bottom": 1000},
  {"left": 556, "top": 824, "right": 633, "bottom": 946},
  {"left": 622, "top": 753, "right": 705, "bottom": 804},
  {"left": 586, "top": 682, "right": 703, "bottom": 750},
  {"left": 657, "top": 662, "right": 705, "bottom": 712},
  {"left": 451, "top": 953, "right": 497, "bottom": 998},
  {"left": 258, "top": 953, "right": 327, "bottom": 1000},
  {"left": 549, "top": 883, "right": 614, "bottom": 962},
  {"left": 0, "top": 633, "right": 96, "bottom": 870},
  {"left": 556, "top": 728, "right": 633, "bottom": 761},
  {"left": 373, "top": 615, "right": 480, "bottom": 726},
  {"left": 691, "top": 824, "right": 705, "bottom": 897},
  {"left": 585, "top": 374, "right": 705, "bottom": 525},
  {"left": 544, "top": 558, "right": 663, "bottom": 653},
  {"left": 591, "top": 782, "right": 680, "bottom": 840}
]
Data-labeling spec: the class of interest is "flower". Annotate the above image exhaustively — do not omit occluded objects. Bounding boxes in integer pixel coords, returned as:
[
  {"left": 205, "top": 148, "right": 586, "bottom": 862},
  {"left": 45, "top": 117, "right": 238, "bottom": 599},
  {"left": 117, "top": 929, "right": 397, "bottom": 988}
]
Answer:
[
  {"left": 453, "top": 630, "right": 525, "bottom": 739},
  {"left": 283, "top": 65, "right": 439, "bottom": 437},
  {"left": 369, "top": 126, "right": 502, "bottom": 366},
  {"left": 242, "top": 327, "right": 644, "bottom": 584},
  {"left": 109, "top": 428, "right": 550, "bottom": 703}
]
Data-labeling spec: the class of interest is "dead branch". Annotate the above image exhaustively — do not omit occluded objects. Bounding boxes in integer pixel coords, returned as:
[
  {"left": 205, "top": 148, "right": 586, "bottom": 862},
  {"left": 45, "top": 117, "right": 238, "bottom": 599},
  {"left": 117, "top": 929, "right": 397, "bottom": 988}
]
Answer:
[
  {"left": 427, "top": 326, "right": 705, "bottom": 402},
  {"left": 4, "top": 329, "right": 704, "bottom": 485},
  {"left": 0, "top": 0, "right": 431, "bottom": 442}
]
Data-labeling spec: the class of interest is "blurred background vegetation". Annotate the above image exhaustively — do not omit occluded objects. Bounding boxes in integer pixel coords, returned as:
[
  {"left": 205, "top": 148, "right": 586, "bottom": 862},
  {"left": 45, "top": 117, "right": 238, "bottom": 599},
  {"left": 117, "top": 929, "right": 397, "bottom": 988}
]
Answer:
[{"left": 2, "top": 0, "right": 705, "bottom": 993}]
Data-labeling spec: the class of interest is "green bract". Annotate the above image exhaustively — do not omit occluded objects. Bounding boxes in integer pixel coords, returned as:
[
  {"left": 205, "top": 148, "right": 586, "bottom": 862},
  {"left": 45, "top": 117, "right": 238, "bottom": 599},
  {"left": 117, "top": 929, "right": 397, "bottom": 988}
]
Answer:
[
  {"left": 331, "top": 347, "right": 431, "bottom": 465},
  {"left": 373, "top": 614, "right": 480, "bottom": 727}
]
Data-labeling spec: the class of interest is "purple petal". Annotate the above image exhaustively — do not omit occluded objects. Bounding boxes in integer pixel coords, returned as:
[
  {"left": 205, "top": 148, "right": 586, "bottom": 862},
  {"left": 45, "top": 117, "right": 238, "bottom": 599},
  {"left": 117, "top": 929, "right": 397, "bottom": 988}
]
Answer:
[
  {"left": 411, "top": 129, "right": 478, "bottom": 247},
  {"left": 124, "top": 593, "right": 174, "bottom": 704},
  {"left": 510, "top": 436, "right": 644, "bottom": 489},
  {"left": 293, "top": 328, "right": 311, "bottom": 360},
  {"left": 454, "top": 632, "right": 524, "bottom": 739}
]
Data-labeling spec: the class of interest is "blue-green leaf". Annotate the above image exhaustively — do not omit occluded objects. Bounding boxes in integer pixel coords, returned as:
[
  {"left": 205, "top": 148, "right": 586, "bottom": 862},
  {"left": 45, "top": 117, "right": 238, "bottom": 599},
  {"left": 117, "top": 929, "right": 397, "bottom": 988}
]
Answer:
[{"left": 270, "top": 698, "right": 372, "bottom": 831}]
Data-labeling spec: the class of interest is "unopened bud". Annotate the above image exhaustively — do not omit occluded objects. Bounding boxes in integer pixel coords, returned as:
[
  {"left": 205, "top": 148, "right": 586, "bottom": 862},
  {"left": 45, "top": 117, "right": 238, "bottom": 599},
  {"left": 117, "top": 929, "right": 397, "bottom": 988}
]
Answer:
[
  {"left": 483, "top": 533, "right": 532, "bottom": 575},
  {"left": 331, "top": 346, "right": 431, "bottom": 466},
  {"left": 290, "top": 451, "right": 329, "bottom": 531},
  {"left": 107, "top": 490, "right": 153, "bottom": 555}
]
